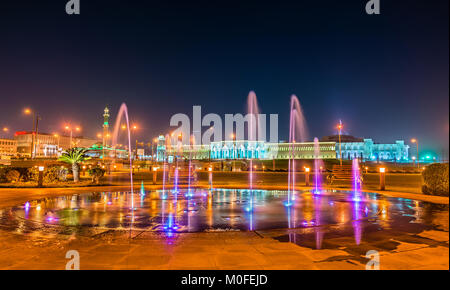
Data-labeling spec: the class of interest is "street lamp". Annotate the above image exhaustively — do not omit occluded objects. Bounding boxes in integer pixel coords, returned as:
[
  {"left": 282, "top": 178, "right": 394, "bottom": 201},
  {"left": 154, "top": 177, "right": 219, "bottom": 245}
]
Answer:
[
  {"left": 23, "top": 108, "right": 40, "bottom": 159},
  {"left": 1, "top": 127, "right": 8, "bottom": 138},
  {"left": 337, "top": 120, "right": 343, "bottom": 166},
  {"left": 65, "top": 125, "right": 81, "bottom": 149},
  {"left": 411, "top": 139, "right": 419, "bottom": 168},
  {"left": 305, "top": 167, "right": 310, "bottom": 187}
]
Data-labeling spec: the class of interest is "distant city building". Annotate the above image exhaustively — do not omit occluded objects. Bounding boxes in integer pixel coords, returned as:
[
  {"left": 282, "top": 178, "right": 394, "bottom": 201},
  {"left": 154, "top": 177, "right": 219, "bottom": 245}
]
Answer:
[
  {"left": 338, "top": 139, "right": 409, "bottom": 162},
  {"left": 321, "top": 135, "right": 410, "bottom": 162},
  {"left": 158, "top": 140, "right": 337, "bottom": 161},
  {"left": 0, "top": 138, "right": 17, "bottom": 165},
  {"left": 156, "top": 137, "right": 410, "bottom": 162},
  {"left": 14, "top": 131, "right": 98, "bottom": 157}
]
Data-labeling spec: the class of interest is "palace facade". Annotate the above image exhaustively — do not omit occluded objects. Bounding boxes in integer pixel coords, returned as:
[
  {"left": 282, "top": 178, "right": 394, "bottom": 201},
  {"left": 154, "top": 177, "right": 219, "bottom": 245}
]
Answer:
[{"left": 157, "top": 135, "right": 409, "bottom": 162}]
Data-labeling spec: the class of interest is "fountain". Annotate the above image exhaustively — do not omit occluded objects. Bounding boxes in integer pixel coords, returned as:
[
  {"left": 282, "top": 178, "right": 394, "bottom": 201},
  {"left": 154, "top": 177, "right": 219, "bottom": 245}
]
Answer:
[
  {"left": 313, "top": 137, "right": 324, "bottom": 194},
  {"left": 161, "top": 134, "right": 170, "bottom": 200},
  {"left": 247, "top": 91, "right": 260, "bottom": 191},
  {"left": 286, "top": 95, "right": 308, "bottom": 206},
  {"left": 352, "top": 158, "right": 362, "bottom": 201},
  {"left": 111, "top": 103, "right": 135, "bottom": 210},
  {"left": 140, "top": 180, "right": 145, "bottom": 195}
]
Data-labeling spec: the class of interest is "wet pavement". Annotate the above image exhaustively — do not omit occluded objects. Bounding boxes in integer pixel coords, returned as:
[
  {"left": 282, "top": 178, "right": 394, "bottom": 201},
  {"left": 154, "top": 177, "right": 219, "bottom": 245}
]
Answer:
[{"left": 0, "top": 188, "right": 448, "bottom": 270}]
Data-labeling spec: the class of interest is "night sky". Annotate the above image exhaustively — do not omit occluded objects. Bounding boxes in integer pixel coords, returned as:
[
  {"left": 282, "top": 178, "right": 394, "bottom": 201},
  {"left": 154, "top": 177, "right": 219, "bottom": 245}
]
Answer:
[{"left": 0, "top": 0, "right": 448, "bottom": 155}]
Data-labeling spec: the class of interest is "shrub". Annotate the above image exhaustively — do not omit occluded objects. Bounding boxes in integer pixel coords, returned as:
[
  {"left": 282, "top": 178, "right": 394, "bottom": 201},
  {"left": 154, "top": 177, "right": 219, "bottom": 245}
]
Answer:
[
  {"left": 88, "top": 167, "right": 106, "bottom": 184},
  {"left": 58, "top": 167, "right": 69, "bottom": 181},
  {"left": 422, "top": 163, "right": 449, "bottom": 196},
  {"left": 6, "top": 169, "right": 20, "bottom": 183},
  {"left": 0, "top": 167, "right": 7, "bottom": 183}
]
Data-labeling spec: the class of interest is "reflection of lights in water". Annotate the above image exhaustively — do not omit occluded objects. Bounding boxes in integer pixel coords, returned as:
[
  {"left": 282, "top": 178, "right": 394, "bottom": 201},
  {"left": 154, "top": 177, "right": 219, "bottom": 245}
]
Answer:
[
  {"left": 352, "top": 201, "right": 362, "bottom": 245},
  {"left": 163, "top": 213, "right": 179, "bottom": 237},
  {"left": 312, "top": 189, "right": 321, "bottom": 195}
]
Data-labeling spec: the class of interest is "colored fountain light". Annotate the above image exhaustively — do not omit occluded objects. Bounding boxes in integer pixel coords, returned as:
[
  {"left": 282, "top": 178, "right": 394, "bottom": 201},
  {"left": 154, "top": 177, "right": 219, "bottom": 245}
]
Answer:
[
  {"left": 313, "top": 137, "right": 324, "bottom": 194},
  {"left": 111, "top": 103, "right": 135, "bottom": 210},
  {"left": 247, "top": 91, "right": 260, "bottom": 191},
  {"left": 140, "top": 181, "right": 145, "bottom": 195},
  {"left": 287, "top": 95, "right": 308, "bottom": 206}
]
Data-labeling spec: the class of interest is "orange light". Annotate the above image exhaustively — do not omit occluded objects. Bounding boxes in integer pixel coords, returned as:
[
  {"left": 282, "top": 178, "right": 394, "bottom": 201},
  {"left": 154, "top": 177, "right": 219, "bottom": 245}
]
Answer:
[
  {"left": 65, "top": 125, "right": 70, "bottom": 130},
  {"left": 2, "top": 127, "right": 8, "bottom": 132},
  {"left": 379, "top": 168, "right": 385, "bottom": 173},
  {"left": 133, "top": 125, "right": 138, "bottom": 130},
  {"left": 305, "top": 167, "right": 310, "bottom": 172},
  {"left": 24, "top": 108, "right": 31, "bottom": 115},
  {"left": 208, "top": 167, "right": 213, "bottom": 172},
  {"left": 121, "top": 125, "right": 126, "bottom": 130},
  {"left": 97, "top": 133, "right": 102, "bottom": 138},
  {"left": 411, "top": 138, "right": 417, "bottom": 143},
  {"left": 53, "top": 133, "right": 59, "bottom": 137},
  {"left": 75, "top": 127, "right": 80, "bottom": 131}
]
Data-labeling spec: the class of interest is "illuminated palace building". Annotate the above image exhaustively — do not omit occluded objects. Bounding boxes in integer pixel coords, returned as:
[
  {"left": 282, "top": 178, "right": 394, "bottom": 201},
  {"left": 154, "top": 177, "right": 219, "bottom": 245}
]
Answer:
[{"left": 158, "top": 135, "right": 410, "bottom": 163}]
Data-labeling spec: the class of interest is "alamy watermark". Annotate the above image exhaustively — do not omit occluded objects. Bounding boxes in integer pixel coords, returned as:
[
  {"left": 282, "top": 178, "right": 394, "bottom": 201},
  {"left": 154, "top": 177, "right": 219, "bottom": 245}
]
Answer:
[
  {"left": 365, "top": 250, "right": 380, "bottom": 270},
  {"left": 66, "top": 0, "right": 80, "bottom": 15},
  {"left": 169, "top": 105, "right": 279, "bottom": 146},
  {"left": 65, "top": 1, "right": 380, "bottom": 16},
  {"left": 366, "top": 0, "right": 380, "bottom": 15},
  {"left": 65, "top": 250, "right": 80, "bottom": 270}
]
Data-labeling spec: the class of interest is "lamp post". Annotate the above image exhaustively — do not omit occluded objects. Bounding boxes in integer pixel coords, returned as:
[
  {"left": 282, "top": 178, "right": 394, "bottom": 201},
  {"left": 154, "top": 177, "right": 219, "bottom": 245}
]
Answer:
[
  {"left": 38, "top": 166, "right": 44, "bottom": 187},
  {"left": 24, "top": 108, "right": 40, "bottom": 159},
  {"left": 305, "top": 167, "right": 310, "bottom": 187},
  {"left": 411, "top": 139, "right": 419, "bottom": 168},
  {"left": 208, "top": 166, "right": 213, "bottom": 190},
  {"left": 65, "top": 125, "right": 80, "bottom": 149},
  {"left": 153, "top": 166, "right": 158, "bottom": 185},
  {"left": 337, "top": 120, "right": 343, "bottom": 166},
  {"left": 379, "top": 167, "right": 386, "bottom": 190}
]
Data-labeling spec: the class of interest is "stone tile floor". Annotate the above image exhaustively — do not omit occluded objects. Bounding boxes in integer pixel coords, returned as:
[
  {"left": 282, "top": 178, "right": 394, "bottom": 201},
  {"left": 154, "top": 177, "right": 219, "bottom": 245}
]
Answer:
[{"left": 0, "top": 228, "right": 447, "bottom": 270}]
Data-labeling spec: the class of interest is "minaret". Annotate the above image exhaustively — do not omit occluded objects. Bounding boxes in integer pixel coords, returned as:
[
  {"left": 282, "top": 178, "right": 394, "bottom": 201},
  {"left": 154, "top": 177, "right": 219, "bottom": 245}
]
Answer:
[{"left": 103, "top": 107, "right": 110, "bottom": 147}]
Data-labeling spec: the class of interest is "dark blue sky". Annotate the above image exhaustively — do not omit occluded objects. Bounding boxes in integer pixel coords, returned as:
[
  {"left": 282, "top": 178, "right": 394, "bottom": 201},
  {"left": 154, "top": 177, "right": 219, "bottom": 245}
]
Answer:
[{"left": 0, "top": 0, "right": 448, "bottom": 154}]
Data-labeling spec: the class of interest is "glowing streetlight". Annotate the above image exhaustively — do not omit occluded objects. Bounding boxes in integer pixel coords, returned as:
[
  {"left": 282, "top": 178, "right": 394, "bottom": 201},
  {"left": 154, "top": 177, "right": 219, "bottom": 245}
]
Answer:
[
  {"left": 305, "top": 167, "right": 310, "bottom": 187},
  {"left": 337, "top": 120, "right": 343, "bottom": 166},
  {"left": 411, "top": 138, "right": 419, "bottom": 168},
  {"left": 64, "top": 125, "right": 81, "bottom": 148},
  {"left": 23, "top": 108, "right": 40, "bottom": 159},
  {"left": 379, "top": 168, "right": 386, "bottom": 190}
]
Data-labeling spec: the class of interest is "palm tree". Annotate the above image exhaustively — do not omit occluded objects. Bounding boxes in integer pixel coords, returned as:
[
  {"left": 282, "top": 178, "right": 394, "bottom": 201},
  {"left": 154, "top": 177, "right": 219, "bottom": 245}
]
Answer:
[{"left": 58, "top": 148, "right": 91, "bottom": 182}]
